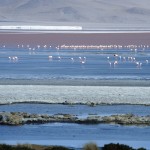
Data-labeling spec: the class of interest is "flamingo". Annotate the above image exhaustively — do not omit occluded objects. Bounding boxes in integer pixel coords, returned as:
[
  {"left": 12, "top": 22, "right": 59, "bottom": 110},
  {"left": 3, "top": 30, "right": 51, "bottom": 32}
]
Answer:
[
  {"left": 9, "top": 56, "right": 18, "bottom": 62},
  {"left": 8, "top": 56, "right": 11, "bottom": 61},
  {"left": 123, "top": 57, "right": 126, "bottom": 61},
  {"left": 114, "top": 54, "right": 118, "bottom": 57},
  {"left": 119, "top": 56, "right": 122, "bottom": 61},
  {"left": 48, "top": 56, "right": 53, "bottom": 59},
  {"left": 78, "top": 56, "right": 86, "bottom": 64},
  {"left": 146, "top": 60, "right": 149, "bottom": 64},
  {"left": 13, "top": 56, "right": 18, "bottom": 62},
  {"left": 43, "top": 45, "right": 47, "bottom": 49},
  {"left": 14, "top": 56, "right": 18, "bottom": 60},
  {"left": 48, "top": 55, "right": 53, "bottom": 61},
  {"left": 136, "top": 62, "right": 139, "bottom": 66},
  {"left": 58, "top": 56, "right": 61, "bottom": 61},
  {"left": 114, "top": 61, "right": 118, "bottom": 67},
  {"left": 139, "top": 62, "right": 142, "bottom": 68},
  {"left": 136, "top": 62, "right": 142, "bottom": 68},
  {"left": 133, "top": 57, "right": 136, "bottom": 62},
  {"left": 71, "top": 57, "right": 74, "bottom": 62},
  {"left": 109, "top": 62, "right": 112, "bottom": 67},
  {"left": 37, "top": 45, "right": 40, "bottom": 49},
  {"left": 81, "top": 57, "right": 86, "bottom": 64}
]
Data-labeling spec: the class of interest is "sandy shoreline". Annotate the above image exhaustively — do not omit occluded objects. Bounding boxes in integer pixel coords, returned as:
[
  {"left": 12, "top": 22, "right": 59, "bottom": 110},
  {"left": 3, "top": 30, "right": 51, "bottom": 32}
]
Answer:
[
  {"left": 0, "top": 85, "right": 150, "bottom": 105},
  {"left": 0, "top": 79, "right": 150, "bottom": 86}
]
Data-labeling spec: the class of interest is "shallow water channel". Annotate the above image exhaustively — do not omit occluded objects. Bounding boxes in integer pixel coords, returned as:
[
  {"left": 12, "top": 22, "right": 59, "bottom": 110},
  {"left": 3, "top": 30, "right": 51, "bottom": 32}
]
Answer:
[{"left": 0, "top": 104, "right": 150, "bottom": 149}]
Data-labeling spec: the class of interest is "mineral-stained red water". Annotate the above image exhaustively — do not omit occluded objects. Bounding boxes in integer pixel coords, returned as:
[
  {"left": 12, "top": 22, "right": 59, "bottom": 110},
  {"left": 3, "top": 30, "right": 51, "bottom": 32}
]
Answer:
[{"left": 0, "top": 32, "right": 150, "bottom": 47}]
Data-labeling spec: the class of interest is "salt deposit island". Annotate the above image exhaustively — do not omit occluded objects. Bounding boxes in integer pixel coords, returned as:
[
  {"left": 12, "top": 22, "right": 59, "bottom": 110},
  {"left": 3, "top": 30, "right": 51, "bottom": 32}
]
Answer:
[{"left": 0, "top": 26, "right": 83, "bottom": 31}]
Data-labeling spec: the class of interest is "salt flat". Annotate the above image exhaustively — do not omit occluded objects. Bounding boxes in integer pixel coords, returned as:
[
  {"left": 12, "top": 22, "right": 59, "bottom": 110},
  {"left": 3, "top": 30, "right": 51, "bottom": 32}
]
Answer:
[{"left": 0, "top": 85, "right": 150, "bottom": 105}]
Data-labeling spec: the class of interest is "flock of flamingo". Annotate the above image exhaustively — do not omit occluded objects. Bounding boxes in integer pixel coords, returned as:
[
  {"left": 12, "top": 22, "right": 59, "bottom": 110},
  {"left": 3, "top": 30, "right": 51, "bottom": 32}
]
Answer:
[
  {"left": 107, "top": 54, "right": 149, "bottom": 69},
  {"left": 0, "top": 44, "right": 149, "bottom": 68}
]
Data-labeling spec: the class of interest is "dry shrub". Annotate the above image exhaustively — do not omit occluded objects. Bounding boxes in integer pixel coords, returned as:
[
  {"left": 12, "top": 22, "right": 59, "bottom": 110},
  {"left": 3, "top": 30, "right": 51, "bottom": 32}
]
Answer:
[{"left": 83, "top": 142, "right": 100, "bottom": 150}]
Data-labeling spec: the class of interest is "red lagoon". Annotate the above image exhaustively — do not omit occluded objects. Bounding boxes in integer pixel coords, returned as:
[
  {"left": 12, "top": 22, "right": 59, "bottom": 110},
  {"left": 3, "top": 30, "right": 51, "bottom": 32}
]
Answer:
[{"left": 0, "top": 32, "right": 150, "bottom": 47}]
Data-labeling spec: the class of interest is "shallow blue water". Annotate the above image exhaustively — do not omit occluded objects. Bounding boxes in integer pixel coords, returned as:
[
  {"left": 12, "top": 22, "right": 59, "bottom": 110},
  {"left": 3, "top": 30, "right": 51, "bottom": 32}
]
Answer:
[
  {"left": 0, "top": 48, "right": 150, "bottom": 80},
  {"left": 0, "top": 104, "right": 150, "bottom": 117},
  {"left": 0, "top": 104, "right": 150, "bottom": 149},
  {"left": 0, "top": 47, "right": 150, "bottom": 149},
  {"left": 0, "top": 123, "right": 150, "bottom": 149}
]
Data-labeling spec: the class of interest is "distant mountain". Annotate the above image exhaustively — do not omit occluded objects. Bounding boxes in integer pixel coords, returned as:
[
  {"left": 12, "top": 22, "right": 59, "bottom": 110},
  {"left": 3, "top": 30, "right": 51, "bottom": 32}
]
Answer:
[{"left": 0, "top": 0, "right": 150, "bottom": 28}]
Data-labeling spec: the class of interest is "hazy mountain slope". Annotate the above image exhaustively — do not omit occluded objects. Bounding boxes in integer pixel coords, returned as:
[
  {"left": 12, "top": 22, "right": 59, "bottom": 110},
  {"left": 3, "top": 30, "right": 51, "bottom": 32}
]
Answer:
[{"left": 0, "top": 0, "right": 150, "bottom": 27}]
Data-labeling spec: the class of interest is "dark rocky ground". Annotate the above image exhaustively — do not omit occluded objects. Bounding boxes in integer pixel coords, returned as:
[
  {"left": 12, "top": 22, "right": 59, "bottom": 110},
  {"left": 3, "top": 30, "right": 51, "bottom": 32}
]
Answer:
[
  {"left": 0, "top": 111, "right": 150, "bottom": 126},
  {"left": 0, "top": 143, "right": 146, "bottom": 150}
]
